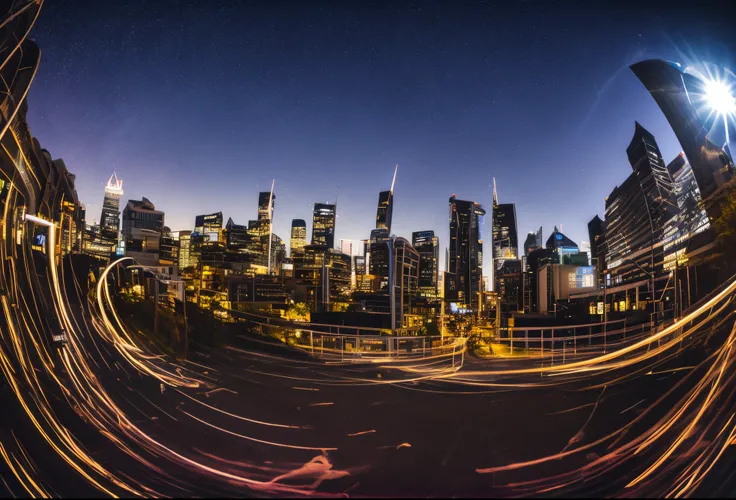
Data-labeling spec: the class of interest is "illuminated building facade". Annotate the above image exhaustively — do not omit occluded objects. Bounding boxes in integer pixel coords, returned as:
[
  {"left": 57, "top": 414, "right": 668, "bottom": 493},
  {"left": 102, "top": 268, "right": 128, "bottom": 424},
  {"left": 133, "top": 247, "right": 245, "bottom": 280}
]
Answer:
[
  {"left": 100, "top": 172, "right": 123, "bottom": 242},
  {"left": 545, "top": 226, "right": 581, "bottom": 263},
  {"left": 369, "top": 228, "right": 390, "bottom": 289},
  {"left": 292, "top": 244, "right": 351, "bottom": 312},
  {"left": 412, "top": 230, "right": 439, "bottom": 297},
  {"left": 392, "top": 237, "right": 420, "bottom": 327},
  {"left": 270, "top": 233, "right": 286, "bottom": 275},
  {"left": 604, "top": 123, "right": 681, "bottom": 294},
  {"left": 257, "top": 190, "right": 274, "bottom": 222},
  {"left": 492, "top": 181, "right": 519, "bottom": 300},
  {"left": 311, "top": 202, "right": 336, "bottom": 248},
  {"left": 159, "top": 227, "right": 179, "bottom": 265},
  {"left": 525, "top": 247, "right": 559, "bottom": 313},
  {"left": 496, "top": 259, "right": 522, "bottom": 312},
  {"left": 122, "top": 197, "right": 164, "bottom": 264},
  {"left": 0, "top": 0, "right": 94, "bottom": 307},
  {"left": 195, "top": 211, "right": 223, "bottom": 243},
  {"left": 376, "top": 164, "right": 398, "bottom": 233},
  {"left": 224, "top": 217, "right": 250, "bottom": 251},
  {"left": 667, "top": 153, "right": 710, "bottom": 238},
  {"left": 630, "top": 59, "right": 734, "bottom": 203},
  {"left": 447, "top": 195, "right": 486, "bottom": 310},
  {"left": 178, "top": 230, "right": 192, "bottom": 269},
  {"left": 290, "top": 219, "right": 307, "bottom": 256},
  {"left": 376, "top": 190, "right": 394, "bottom": 233},
  {"left": 352, "top": 236, "right": 420, "bottom": 328}
]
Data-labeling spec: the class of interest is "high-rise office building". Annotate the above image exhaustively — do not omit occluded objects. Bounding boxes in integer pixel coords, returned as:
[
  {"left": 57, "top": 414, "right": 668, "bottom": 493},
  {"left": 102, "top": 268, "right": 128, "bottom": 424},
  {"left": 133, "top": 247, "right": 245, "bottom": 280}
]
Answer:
[
  {"left": 270, "top": 234, "right": 286, "bottom": 275},
  {"left": 546, "top": 226, "right": 580, "bottom": 263},
  {"left": 602, "top": 123, "right": 681, "bottom": 310},
  {"left": 311, "top": 202, "right": 336, "bottom": 248},
  {"left": 630, "top": 59, "right": 735, "bottom": 202},
  {"left": 523, "top": 226, "right": 543, "bottom": 257},
  {"left": 369, "top": 228, "right": 391, "bottom": 289},
  {"left": 492, "top": 180, "right": 519, "bottom": 288},
  {"left": 195, "top": 212, "right": 223, "bottom": 243},
  {"left": 667, "top": 153, "right": 711, "bottom": 237},
  {"left": 224, "top": 217, "right": 251, "bottom": 251},
  {"left": 159, "top": 227, "right": 179, "bottom": 266},
  {"left": 412, "top": 230, "right": 439, "bottom": 296},
  {"left": 258, "top": 191, "right": 275, "bottom": 222},
  {"left": 492, "top": 180, "right": 519, "bottom": 302},
  {"left": 122, "top": 197, "right": 164, "bottom": 263},
  {"left": 100, "top": 172, "right": 123, "bottom": 241},
  {"left": 626, "top": 121, "right": 680, "bottom": 244},
  {"left": 496, "top": 259, "right": 522, "bottom": 312},
  {"left": 375, "top": 164, "right": 398, "bottom": 234},
  {"left": 447, "top": 195, "right": 486, "bottom": 310},
  {"left": 290, "top": 219, "right": 307, "bottom": 256},
  {"left": 178, "top": 230, "right": 192, "bottom": 269}
]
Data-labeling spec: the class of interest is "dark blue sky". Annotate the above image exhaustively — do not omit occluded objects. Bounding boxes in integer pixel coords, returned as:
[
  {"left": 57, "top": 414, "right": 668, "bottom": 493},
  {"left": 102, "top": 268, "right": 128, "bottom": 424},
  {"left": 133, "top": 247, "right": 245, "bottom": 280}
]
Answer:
[{"left": 26, "top": 0, "right": 734, "bottom": 274}]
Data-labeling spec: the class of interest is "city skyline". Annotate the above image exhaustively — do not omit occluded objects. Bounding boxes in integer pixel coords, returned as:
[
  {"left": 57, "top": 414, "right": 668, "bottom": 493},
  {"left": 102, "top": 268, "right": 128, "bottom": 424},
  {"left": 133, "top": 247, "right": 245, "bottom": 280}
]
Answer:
[
  {"left": 24, "top": 0, "right": 734, "bottom": 277},
  {"left": 5, "top": 2, "right": 736, "bottom": 498}
]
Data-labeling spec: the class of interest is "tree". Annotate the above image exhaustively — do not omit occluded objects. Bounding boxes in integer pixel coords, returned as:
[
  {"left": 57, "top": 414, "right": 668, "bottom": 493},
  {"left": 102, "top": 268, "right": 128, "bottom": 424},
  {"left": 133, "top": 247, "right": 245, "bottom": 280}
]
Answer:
[{"left": 286, "top": 302, "right": 310, "bottom": 322}]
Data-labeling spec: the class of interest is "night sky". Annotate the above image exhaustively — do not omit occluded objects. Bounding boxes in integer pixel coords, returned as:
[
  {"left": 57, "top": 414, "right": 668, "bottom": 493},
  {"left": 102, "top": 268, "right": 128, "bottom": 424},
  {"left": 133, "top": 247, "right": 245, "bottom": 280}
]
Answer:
[{"left": 26, "top": 0, "right": 734, "bottom": 274}]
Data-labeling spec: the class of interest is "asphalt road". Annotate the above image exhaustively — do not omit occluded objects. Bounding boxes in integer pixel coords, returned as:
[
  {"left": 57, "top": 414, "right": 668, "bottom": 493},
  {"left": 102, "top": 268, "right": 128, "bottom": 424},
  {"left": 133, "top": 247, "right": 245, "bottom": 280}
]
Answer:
[{"left": 2, "top": 256, "right": 735, "bottom": 498}]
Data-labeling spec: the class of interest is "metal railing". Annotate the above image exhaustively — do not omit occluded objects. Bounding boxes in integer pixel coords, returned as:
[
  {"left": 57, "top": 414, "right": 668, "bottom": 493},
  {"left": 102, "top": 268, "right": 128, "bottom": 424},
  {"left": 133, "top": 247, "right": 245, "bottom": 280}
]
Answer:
[
  {"left": 290, "top": 330, "right": 466, "bottom": 366},
  {"left": 486, "top": 318, "right": 653, "bottom": 362},
  {"left": 238, "top": 312, "right": 466, "bottom": 369}
]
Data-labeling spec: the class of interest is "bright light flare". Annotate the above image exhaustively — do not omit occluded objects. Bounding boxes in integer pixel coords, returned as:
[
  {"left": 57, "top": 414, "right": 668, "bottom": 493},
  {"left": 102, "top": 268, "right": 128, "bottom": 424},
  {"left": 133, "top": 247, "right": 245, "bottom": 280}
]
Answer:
[{"left": 704, "top": 78, "right": 736, "bottom": 115}]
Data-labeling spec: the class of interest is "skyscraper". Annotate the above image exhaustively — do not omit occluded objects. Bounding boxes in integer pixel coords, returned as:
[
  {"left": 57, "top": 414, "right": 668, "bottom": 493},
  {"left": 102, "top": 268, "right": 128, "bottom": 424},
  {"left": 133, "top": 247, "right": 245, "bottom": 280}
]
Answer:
[
  {"left": 122, "top": 197, "right": 164, "bottom": 263},
  {"left": 667, "top": 153, "right": 710, "bottom": 237},
  {"left": 523, "top": 226, "right": 543, "bottom": 256},
  {"left": 492, "top": 180, "right": 519, "bottom": 259},
  {"left": 492, "top": 179, "right": 519, "bottom": 295},
  {"left": 100, "top": 172, "right": 123, "bottom": 240},
  {"left": 194, "top": 212, "right": 223, "bottom": 242},
  {"left": 626, "top": 121, "right": 680, "bottom": 238},
  {"left": 223, "top": 217, "right": 248, "bottom": 250},
  {"left": 290, "top": 219, "right": 307, "bottom": 256},
  {"left": 412, "top": 230, "right": 439, "bottom": 296},
  {"left": 603, "top": 123, "right": 680, "bottom": 300},
  {"left": 258, "top": 190, "right": 275, "bottom": 221},
  {"left": 375, "top": 164, "right": 398, "bottom": 234},
  {"left": 546, "top": 226, "right": 580, "bottom": 262},
  {"left": 178, "top": 230, "right": 192, "bottom": 269},
  {"left": 630, "top": 59, "right": 735, "bottom": 202},
  {"left": 311, "top": 203, "right": 336, "bottom": 248},
  {"left": 369, "top": 228, "right": 391, "bottom": 289},
  {"left": 447, "top": 195, "right": 486, "bottom": 309}
]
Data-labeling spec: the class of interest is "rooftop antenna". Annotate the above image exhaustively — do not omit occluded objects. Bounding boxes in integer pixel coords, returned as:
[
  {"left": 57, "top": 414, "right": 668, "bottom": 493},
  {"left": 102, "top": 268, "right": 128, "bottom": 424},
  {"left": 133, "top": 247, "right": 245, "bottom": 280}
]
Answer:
[
  {"left": 390, "top": 164, "right": 398, "bottom": 194},
  {"left": 267, "top": 179, "right": 275, "bottom": 274}
]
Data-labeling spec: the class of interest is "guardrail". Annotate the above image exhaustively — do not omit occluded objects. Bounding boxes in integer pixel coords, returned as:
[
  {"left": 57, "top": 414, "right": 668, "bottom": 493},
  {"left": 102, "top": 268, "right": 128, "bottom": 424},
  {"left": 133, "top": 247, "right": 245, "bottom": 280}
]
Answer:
[
  {"left": 289, "top": 330, "right": 466, "bottom": 367},
  {"left": 485, "top": 318, "right": 654, "bottom": 362},
  {"left": 225, "top": 306, "right": 421, "bottom": 337},
  {"left": 236, "top": 312, "right": 466, "bottom": 368}
]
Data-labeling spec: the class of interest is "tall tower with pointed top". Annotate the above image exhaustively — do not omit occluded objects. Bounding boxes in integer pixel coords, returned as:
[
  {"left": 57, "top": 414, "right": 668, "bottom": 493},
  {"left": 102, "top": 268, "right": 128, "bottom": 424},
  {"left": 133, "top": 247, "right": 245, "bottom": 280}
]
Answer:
[
  {"left": 491, "top": 179, "right": 519, "bottom": 264},
  {"left": 100, "top": 172, "right": 123, "bottom": 240},
  {"left": 375, "top": 164, "right": 398, "bottom": 234}
]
